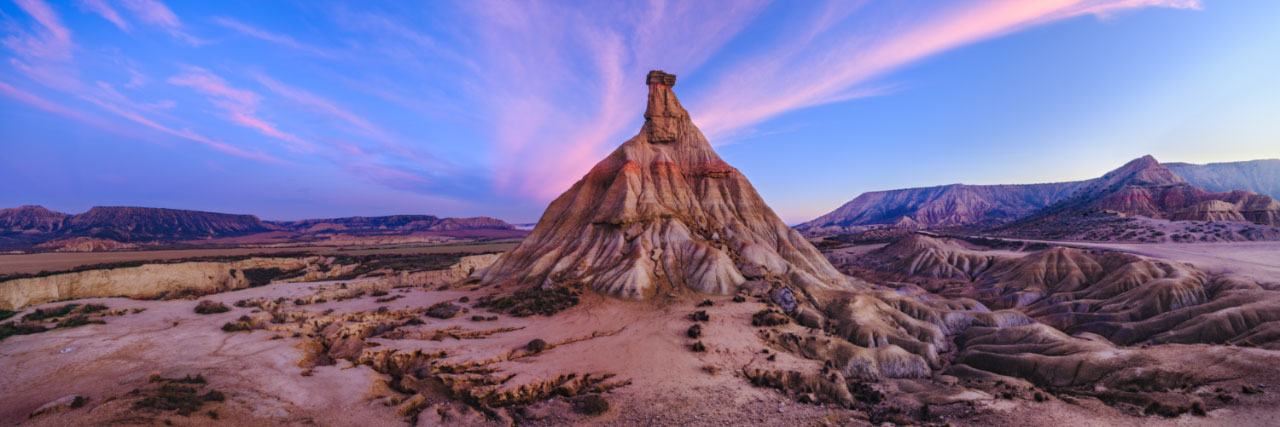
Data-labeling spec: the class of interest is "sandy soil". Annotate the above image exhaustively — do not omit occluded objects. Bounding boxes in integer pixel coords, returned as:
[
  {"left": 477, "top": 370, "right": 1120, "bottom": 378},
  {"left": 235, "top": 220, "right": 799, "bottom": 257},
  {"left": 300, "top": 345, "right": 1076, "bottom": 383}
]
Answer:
[{"left": 0, "top": 241, "right": 519, "bottom": 276}]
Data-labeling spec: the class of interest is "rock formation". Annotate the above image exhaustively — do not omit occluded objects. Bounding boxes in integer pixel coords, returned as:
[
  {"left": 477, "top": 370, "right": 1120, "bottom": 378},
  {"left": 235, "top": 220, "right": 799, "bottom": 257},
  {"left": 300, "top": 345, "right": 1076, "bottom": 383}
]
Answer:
[
  {"left": 1173, "top": 200, "right": 1247, "bottom": 222},
  {"left": 477, "top": 70, "right": 850, "bottom": 299}
]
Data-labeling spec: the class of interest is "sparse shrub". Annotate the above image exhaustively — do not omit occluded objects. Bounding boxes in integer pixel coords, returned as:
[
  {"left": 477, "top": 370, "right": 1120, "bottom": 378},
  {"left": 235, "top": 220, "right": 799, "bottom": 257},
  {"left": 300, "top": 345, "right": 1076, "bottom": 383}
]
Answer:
[
  {"left": 0, "top": 310, "right": 17, "bottom": 321},
  {"left": 475, "top": 283, "right": 581, "bottom": 317},
  {"left": 690, "top": 311, "right": 709, "bottom": 322},
  {"left": 0, "top": 322, "right": 48, "bottom": 341},
  {"left": 691, "top": 341, "right": 706, "bottom": 352},
  {"left": 375, "top": 295, "right": 404, "bottom": 303},
  {"left": 732, "top": 295, "right": 746, "bottom": 303},
  {"left": 70, "top": 396, "right": 88, "bottom": 409},
  {"left": 696, "top": 300, "right": 713, "bottom": 307},
  {"left": 221, "top": 316, "right": 253, "bottom": 332},
  {"left": 578, "top": 394, "right": 609, "bottom": 415},
  {"left": 23, "top": 304, "right": 79, "bottom": 322},
  {"left": 687, "top": 324, "right": 703, "bottom": 339},
  {"left": 371, "top": 290, "right": 389, "bottom": 297},
  {"left": 425, "top": 302, "right": 462, "bottom": 319},
  {"left": 55, "top": 315, "right": 104, "bottom": 329},
  {"left": 458, "top": 296, "right": 470, "bottom": 303},
  {"left": 525, "top": 339, "right": 549, "bottom": 353},
  {"left": 752, "top": 309, "right": 789, "bottom": 327},
  {"left": 133, "top": 376, "right": 224, "bottom": 416},
  {"left": 82, "top": 304, "right": 109, "bottom": 313},
  {"left": 194, "top": 300, "right": 230, "bottom": 315}
]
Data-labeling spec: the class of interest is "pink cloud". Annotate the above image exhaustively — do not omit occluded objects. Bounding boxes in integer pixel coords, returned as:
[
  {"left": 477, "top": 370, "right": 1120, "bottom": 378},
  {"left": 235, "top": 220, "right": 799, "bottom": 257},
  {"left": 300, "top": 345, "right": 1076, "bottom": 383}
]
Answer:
[
  {"left": 168, "top": 67, "right": 312, "bottom": 152},
  {"left": 3, "top": 0, "right": 74, "bottom": 62},
  {"left": 461, "top": 0, "right": 769, "bottom": 199},
  {"left": 690, "top": 0, "right": 1202, "bottom": 140},
  {"left": 79, "top": 0, "right": 130, "bottom": 32},
  {"left": 0, "top": 80, "right": 117, "bottom": 131},
  {"left": 212, "top": 17, "right": 337, "bottom": 58},
  {"left": 119, "top": 0, "right": 202, "bottom": 44}
]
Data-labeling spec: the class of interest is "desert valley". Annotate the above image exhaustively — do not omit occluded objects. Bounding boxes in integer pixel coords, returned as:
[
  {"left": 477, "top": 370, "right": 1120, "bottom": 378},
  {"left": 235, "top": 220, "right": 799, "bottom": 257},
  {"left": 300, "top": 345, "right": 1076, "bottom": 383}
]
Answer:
[
  {"left": 1, "top": 70, "right": 1279, "bottom": 426},
  {"left": 4, "top": 1, "right": 1280, "bottom": 426}
]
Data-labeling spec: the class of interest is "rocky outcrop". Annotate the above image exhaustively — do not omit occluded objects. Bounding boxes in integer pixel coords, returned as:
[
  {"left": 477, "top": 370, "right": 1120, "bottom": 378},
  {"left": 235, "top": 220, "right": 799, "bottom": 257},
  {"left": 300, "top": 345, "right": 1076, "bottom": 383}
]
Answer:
[
  {"left": 0, "top": 257, "right": 345, "bottom": 310},
  {"left": 476, "top": 71, "right": 851, "bottom": 299},
  {"left": 0, "top": 206, "right": 68, "bottom": 233},
  {"left": 1173, "top": 200, "right": 1247, "bottom": 222}
]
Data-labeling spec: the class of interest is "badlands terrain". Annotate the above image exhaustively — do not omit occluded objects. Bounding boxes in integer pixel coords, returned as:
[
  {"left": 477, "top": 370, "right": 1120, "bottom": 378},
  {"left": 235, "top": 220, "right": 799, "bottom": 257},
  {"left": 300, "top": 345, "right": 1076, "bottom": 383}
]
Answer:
[{"left": 3, "top": 71, "right": 1280, "bottom": 427}]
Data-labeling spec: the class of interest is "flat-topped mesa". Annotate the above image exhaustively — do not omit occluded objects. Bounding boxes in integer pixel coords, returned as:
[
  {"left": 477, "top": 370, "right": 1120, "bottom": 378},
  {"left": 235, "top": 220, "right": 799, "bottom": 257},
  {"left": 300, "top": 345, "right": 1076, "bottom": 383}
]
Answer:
[
  {"left": 474, "top": 71, "right": 853, "bottom": 299},
  {"left": 644, "top": 70, "right": 686, "bottom": 143}
]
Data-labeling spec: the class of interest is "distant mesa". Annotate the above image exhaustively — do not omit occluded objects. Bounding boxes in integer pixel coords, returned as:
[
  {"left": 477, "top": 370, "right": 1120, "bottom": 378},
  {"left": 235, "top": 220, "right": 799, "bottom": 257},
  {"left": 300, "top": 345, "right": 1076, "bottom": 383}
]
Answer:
[
  {"left": 0, "top": 205, "right": 520, "bottom": 252},
  {"left": 799, "top": 154, "right": 1280, "bottom": 241}
]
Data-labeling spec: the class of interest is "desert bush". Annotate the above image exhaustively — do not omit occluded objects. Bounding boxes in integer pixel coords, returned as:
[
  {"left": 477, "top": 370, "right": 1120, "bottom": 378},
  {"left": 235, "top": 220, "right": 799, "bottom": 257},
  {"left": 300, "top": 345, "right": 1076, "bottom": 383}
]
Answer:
[
  {"left": 691, "top": 341, "right": 707, "bottom": 352},
  {"left": 525, "top": 338, "right": 549, "bottom": 353},
  {"left": 82, "top": 303, "right": 109, "bottom": 313},
  {"left": 0, "top": 321, "right": 48, "bottom": 341},
  {"left": 221, "top": 316, "right": 253, "bottom": 332},
  {"left": 55, "top": 315, "right": 104, "bottom": 329},
  {"left": 687, "top": 324, "right": 703, "bottom": 339},
  {"left": 371, "top": 290, "right": 389, "bottom": 297},
  {"left": 697, "top": 300, "right": 713, "bottom": 307},
  {"left": 23, "top": 304, "right": 79, "bottom": 321},
  {"left": 752, "top": 309, "right": 790, "bottom": 327},
  {"left": 578, "top": 394, "right": 609, "bottom": 415},
  {"left": 194, "top": 300, "right": 230, "bottom": 315},
  {"left": 690, "top": 311, "right": 709, "bottom": 322},
  {"left": 475, "top": 283, "right": 582, "bottom": 317},
  {"left": 732, "top": 295, "right": 746, "bottom": 303},
  {"left": 425, "top": 302, "right": 462, "bottom": 319}
]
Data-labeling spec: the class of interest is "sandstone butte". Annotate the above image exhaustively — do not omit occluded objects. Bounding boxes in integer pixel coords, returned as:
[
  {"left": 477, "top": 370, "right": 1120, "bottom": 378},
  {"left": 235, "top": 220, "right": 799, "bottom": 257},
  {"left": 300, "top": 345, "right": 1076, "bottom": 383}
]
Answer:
[{"left": 477, "top": 70, "right": 852, "bottom": 299}]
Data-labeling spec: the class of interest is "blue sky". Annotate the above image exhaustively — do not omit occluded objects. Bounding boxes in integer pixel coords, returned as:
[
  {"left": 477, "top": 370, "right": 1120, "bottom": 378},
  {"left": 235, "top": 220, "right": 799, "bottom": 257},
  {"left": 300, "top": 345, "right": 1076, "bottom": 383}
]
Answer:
[{"left": 2, "top": 0, "right": 1277, "bottom": 223}]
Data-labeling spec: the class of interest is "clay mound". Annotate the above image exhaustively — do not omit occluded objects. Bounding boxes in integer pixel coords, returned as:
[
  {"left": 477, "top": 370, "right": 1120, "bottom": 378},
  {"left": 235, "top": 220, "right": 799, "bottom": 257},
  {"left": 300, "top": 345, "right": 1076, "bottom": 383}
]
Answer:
[
  {"left": 864, "top": 234, "right": 997, "bottom": 279},
  {"left": 1234, "top": 194, "right": 1280, "bottom": 226},
  {"left": 852, "top": 239, "right": 1280, "bottom": 348},
  {"left": 1173, "top": 200, "right": 1247, "bottom": 222},
  {"left": 476, "top": 71, "right": 850, "bottom": 299}
]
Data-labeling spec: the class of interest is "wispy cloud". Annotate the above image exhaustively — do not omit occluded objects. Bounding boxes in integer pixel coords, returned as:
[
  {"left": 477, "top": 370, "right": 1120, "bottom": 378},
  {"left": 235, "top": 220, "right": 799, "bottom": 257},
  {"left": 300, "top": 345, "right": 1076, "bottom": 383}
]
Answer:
[
  {"left": 167, "top": 66, "right": 311, "bottom": 151},
  {"left": 0, "top": 79, "right": 115, "bottom": 131},
  {"left": 690, "top": 0, "right": 1202, "bottom": 139},
  {"left": 4, "top": 0, "right": 74, "bottom": 61},
  {"left": 78, "top": 0, "right": 129, "bottom": 32},
  {"left": 119, "top": 0, "right": 202, "bottom": 44},
  {"left": 212, "top": 17, "right": 337, "bottom": 58},
  {"left": 459, "top": 0, "right": 770, "bottom": 198}
]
